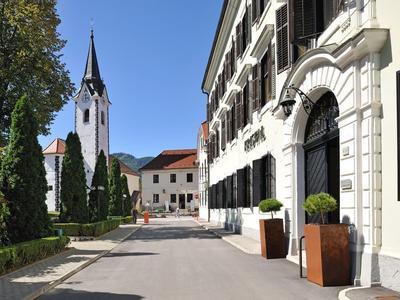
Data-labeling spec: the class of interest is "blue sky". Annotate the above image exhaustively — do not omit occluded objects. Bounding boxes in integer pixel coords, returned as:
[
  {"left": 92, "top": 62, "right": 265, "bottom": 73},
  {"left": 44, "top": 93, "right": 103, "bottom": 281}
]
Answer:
[{"left": 38, "top": 0, "right": 222, "bottom": 157}]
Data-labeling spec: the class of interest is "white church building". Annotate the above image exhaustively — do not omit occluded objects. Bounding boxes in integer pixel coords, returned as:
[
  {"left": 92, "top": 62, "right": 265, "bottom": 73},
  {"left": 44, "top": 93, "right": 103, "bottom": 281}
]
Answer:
[{"left": 43, "top": 31, "right": 110, "bottom": 212}]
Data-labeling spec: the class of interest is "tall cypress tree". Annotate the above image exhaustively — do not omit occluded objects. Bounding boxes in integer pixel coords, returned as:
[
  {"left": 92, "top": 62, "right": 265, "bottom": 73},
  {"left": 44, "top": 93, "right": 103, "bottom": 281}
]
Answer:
[
  {"left": 88, "top": 150, "right": 109, "bottom": 222},
  {"left": 121, "top": 174, "right": 131, "bottom": 217},
  {"left": 0, "top": 96, "right": 51, "bottom": 243},
  {"left": 109, "top": 158, "right": 122, "bottom": 216},
  {"left": 59, "top": 132, "right": 88, "bottom": 223}
]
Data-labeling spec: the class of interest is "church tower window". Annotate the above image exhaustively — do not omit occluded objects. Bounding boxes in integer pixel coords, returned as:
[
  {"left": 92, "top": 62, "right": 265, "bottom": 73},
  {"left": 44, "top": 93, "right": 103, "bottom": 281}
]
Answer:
[
  {"left": 101, "top": 111, "right": 105, "bottom": 125},
  {"left": 84, "top": 109, "right": 89, "bottom": 123}
]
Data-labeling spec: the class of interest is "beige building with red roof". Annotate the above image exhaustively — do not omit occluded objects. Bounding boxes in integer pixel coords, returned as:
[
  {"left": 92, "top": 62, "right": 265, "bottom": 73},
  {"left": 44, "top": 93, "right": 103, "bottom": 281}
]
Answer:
[{"left": 140, "top": 149, "right": 198, "bottom": 211}]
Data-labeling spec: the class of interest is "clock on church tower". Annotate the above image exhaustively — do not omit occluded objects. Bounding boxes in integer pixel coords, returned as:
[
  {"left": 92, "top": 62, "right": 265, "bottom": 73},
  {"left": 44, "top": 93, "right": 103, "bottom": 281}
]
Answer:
[{"left": 74, "top": 30, "right": 110, "bottom": 188}]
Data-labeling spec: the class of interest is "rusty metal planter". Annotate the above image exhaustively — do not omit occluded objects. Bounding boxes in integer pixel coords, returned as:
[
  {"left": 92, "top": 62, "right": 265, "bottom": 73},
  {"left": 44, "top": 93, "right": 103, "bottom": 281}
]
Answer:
[
  {"left": 304, "top": 224, "right": 350, "bottom": 286},
  {"left": 259, "top": 219, "right": 286, "bottom": 259}
]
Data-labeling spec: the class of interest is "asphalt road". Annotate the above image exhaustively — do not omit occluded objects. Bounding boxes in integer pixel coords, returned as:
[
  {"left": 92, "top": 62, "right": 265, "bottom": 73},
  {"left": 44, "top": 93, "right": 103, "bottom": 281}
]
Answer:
[{"left": 41, "top": 218, "right": 343, "bottom": 300}]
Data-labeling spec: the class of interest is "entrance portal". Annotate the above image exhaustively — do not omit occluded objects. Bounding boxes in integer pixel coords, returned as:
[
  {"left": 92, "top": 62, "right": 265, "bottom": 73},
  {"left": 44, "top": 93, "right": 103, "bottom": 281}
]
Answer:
[
  {"left": 304, "top": 91, "right": 340, "bottom": 224},
  {"left": 179, "top": 194, "right": 185, "bottom": 209}
]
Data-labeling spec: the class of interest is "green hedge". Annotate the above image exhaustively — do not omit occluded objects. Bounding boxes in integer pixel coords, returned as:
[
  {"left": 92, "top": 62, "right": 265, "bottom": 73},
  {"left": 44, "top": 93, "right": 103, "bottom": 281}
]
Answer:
[
  {"left": 53, "top": 219, "right": 121, "bottom": 237},
  {"left": 108, "top": 215, "right": 133, "bottom": 224},
  {"left": 0, "top": 236, "right": 70, "bottom": 275},
  {"left": 121, "top": 216, "right": 132, "bottom": 223}
]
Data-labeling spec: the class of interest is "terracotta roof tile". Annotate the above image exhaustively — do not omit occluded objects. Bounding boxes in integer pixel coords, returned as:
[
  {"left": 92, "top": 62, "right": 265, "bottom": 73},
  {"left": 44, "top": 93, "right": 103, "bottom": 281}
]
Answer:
[
  {"left": 43, "top": 138, "right": 65, "bottom": 155},
  {"left": 140, "top": 149, "right": 197, "bottom": 171}
]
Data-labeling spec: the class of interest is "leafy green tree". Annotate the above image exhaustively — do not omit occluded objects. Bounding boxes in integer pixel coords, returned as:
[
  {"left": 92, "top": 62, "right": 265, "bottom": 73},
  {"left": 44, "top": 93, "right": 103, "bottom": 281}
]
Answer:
[
  {"left": 303, "top": 193, "right": 337, "bottom": 224},
  {"left": 0, "top": 0, "right": 74, "bottom": 146},
  {"left": 0, "top": 96, "right": 51, "bottom": 243},
  {"left": 259, "top": 199, "right": 283, "bottom": 219},
  {"left": 109, "top": 158, "right": 122, "bottom": 216},
  {"left": 121, "top": 174, "right": 131, "bottom": 217},
  {"left": 59, "top": 132, "right": 88, "bottom": 223},
  {"left": 88, "top": 150, "right": 109, "bottom": 222}
]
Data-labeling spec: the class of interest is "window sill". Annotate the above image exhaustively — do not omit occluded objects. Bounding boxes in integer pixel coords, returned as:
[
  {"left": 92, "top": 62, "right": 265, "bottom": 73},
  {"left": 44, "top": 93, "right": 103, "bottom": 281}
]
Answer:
[
  {"left": 239, "top": 45, "right": 251, "bottom": 65},
  {"left": 241, "top": 123, "right": 251, "bottom": 137},
  {"left": 230, "top": 139, "right": 237, "bottom": 149},
  {"left": 258, "top": 101, "right": 273, "bottom": 120}
]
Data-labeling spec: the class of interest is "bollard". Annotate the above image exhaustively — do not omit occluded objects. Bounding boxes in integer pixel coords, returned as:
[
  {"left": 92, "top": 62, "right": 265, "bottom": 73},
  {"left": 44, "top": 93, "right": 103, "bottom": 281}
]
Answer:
[{"left": 144, "top": 211, "right": 149, "bottom": 224}]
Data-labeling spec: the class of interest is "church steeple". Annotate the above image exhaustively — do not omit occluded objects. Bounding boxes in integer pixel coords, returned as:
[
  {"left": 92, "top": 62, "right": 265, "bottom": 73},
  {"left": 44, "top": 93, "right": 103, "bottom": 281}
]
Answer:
[{"left": 82, "top": 30, "right": 105, "bottom": 96}]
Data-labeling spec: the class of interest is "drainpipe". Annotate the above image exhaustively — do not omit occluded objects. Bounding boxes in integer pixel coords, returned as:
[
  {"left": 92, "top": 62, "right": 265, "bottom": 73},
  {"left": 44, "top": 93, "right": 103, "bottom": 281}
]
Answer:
[{"left": 202, "top": 88, "right": 211, "bottom": 222}]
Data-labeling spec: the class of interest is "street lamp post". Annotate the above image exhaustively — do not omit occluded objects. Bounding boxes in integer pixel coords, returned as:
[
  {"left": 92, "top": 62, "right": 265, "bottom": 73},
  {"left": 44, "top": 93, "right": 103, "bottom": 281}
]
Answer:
[{"left": 122, "top": 193, "right": 128, "bottom": 216}]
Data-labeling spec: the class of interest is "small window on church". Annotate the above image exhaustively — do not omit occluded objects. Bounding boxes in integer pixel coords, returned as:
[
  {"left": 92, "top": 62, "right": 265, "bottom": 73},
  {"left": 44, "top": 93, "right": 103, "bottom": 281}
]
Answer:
[
  {"left": 101, "top": 111, "right": 105, "bottom": 125},
  {"left": 84, "top": 109, "right": 89, "bottom": 123}
]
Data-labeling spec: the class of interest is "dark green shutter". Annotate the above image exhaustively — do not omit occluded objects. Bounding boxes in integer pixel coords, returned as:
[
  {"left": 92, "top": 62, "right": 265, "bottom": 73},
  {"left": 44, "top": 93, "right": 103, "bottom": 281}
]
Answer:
[
  {"left": 227, "top": 110, "right": 231, "bottom": 143},
  {"left": 237, "top": 168, "right": 246, "bottom": 208},
  {"left": 221, "top": 115, "right": 226, "bottom": 151},
  {"left": 252, "top": 158, "right": 265, "bottom": 206},
  {"left": 223, "top": 178, "right": 227, "bottom": 208},
  {"left": 265, "top": 153, "right": 276, "bottom": 198},
  {"left": 233, "top": 173, "right": 237, "bottom": 208},
  {"left": 226, "top": 175, "right": 233, "bottom": 208},
  {"left": 246, "top": 165, "right": 252, "bottom": 207},
  {"left": 276, "top": 4, "right": 290, "bottom": 73},
  {"left": 271, "top": 43, "right": 276, "bottom": 99}
]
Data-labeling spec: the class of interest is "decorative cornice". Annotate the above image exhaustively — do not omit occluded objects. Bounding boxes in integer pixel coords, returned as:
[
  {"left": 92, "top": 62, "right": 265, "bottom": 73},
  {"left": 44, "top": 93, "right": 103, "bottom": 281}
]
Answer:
[
  {"left": 202, "top": 0, "right": 241, "bottom": 93},
  {"left": 273, "top": 28, "right": 389, "bottom": 115}
]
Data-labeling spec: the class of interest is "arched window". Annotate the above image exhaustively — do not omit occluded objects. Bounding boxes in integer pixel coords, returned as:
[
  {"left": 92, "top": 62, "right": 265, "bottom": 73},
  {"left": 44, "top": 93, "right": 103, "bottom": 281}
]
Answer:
[
  {"left": 84, "top": 109, "right": 89, "bottom": 123},
  {"left": 101, "top": 111, "right": 105, "bottom": 125}
]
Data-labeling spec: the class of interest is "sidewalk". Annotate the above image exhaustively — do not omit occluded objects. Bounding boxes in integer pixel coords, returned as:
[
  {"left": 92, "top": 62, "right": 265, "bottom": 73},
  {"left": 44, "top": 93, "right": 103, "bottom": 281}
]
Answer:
[
  {"left": 195, "top": 219, "right": 261, "bottom": 255},
  {"left": 0, "top": 223, "right": 142, "bottom": 300},
  {"left": 339, "top": 286, "right": 400, "bottom": 300}
]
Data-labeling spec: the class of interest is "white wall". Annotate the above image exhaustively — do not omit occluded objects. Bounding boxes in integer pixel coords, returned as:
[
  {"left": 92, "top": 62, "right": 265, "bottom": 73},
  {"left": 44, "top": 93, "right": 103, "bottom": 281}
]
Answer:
[
  {"left": 124, "top": 173, "right": 140, "bottom": 195},
  {"left": 142, "top": 168, "right": 198, "bottom": 210},
  {"left": 75, "top": 84, "right": 110, "bottom": 188},
  {"left": 197, "top": 128, "right": 209, "bottom": 220},
  {"left": 44, "top": 154, "right": 63, "bottom": 212},
  {"left": 204, "top": 0, "right": 399, "bottom": 290}
]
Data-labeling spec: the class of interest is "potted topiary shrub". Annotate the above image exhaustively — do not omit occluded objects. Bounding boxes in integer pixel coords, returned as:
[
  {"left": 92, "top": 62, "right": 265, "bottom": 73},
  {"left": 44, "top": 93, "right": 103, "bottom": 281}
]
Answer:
[
  {"left": 303, "top": 193, "right": 350, "bottom": 286},
  {"left": 258, "top": 199, "right": 286, "bottom": 259}
]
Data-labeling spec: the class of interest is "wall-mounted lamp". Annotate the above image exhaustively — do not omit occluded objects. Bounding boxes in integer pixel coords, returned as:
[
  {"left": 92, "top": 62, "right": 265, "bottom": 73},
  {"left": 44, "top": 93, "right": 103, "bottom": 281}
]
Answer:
[{"left": 280, "top": 85, "right": 317, "bottom": 117}]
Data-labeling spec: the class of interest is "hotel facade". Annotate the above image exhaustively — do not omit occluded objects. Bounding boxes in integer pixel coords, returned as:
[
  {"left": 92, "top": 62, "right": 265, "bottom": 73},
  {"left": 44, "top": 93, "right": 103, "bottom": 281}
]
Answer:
[{"left": 201, "top": 0, "right": 400, "bottom": 291}]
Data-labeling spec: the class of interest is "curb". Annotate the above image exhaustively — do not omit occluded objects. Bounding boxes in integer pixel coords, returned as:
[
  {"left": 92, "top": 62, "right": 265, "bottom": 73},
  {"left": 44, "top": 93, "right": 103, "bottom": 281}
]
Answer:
[
  {"left": 337, "top": 286, "right": 369, "bottom": 300},
  {"left": 193, "top": 220, "right": 259, "bottom": 255},
  {"left": 25, "top": 224, "right": 143, "bottom": 300}
]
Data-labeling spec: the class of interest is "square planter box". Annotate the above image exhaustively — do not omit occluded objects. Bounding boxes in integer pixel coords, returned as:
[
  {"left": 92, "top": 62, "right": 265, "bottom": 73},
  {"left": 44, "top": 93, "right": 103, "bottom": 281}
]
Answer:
[
  {"left": 304, "top": 223, "right": 350, "bottom": 286},
  {"left": 259, "top": 218, "right": 286, "bottom": 259}
]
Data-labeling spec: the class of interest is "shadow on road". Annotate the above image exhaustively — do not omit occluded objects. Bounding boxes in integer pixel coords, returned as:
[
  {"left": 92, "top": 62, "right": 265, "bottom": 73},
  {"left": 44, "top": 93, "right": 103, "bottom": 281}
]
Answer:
[
  {"left": 103, "top": 252, "right": 159, "bottom": 258},
  {"left": 129, "top": 225, "right": 219, "bottom": 242},
  {"left": 40, "top": 288, "right": 143, "bottom": 299}
]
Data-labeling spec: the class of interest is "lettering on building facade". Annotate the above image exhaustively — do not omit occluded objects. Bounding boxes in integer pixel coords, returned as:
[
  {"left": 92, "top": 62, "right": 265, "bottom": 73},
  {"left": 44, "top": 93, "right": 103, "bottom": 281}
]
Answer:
[{"left": 244, "top": 126, "right": 266, "bottom": 152}]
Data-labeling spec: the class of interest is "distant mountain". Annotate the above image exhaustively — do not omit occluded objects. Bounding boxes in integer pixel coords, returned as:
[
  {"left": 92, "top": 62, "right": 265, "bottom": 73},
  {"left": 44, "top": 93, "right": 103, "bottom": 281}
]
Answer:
[{"left": 111, "top": 153, "right": 154, "bottom": 173}]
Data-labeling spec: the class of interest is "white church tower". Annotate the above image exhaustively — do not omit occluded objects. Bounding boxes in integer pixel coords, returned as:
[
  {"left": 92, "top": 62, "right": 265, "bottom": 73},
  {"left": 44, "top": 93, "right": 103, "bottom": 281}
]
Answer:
[{"left": 74, "top": 30, "right": 110, "bottom": 187}]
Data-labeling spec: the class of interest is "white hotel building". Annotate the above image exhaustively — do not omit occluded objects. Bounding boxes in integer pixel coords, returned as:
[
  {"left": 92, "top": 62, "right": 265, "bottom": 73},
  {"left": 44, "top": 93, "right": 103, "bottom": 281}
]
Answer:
[
  {"left": 140, "top": 150, "right": 198, "bottom": 211},
  {"left": 201, "top": 0, "right": 400, "bottom": 291}
]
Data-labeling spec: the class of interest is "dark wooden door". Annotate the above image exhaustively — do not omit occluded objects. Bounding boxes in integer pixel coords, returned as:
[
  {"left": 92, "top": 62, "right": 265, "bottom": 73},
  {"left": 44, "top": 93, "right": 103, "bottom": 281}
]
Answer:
[
  {"left": 179, "top": 194, "right": 185, "bottom": 209},
  {"left": 305, "top": 144, "right": 328, "bottom": 224},
  {"left": 304, "top": 135, "right": 340, "bottom": 224},
  {"left": 304, "top": 91, "right": 340, "bottom": 224}
]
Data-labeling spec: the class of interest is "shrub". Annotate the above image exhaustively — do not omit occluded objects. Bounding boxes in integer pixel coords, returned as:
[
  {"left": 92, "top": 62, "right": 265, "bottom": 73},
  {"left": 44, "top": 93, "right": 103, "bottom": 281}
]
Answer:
[
  {"left": 59, "top": 132, "right": 88, "bottom": 223},
  {"left": 0, "top": 236, "right": 69, "bottom": 275},
  {"left": 259, "top": 199, "right": 283, "bottom": 219},
  {"left": 303, "top": 193, "right": 337, "bottom": 224},
  {"left": 53, "top": 219, "right": 121, "bottom": 237},
  {"left": 122, "top": 216, "right": 133, "bottom": 223},
  {"left": 0, "top": 96, "right": 51, "bottom": 243}
]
